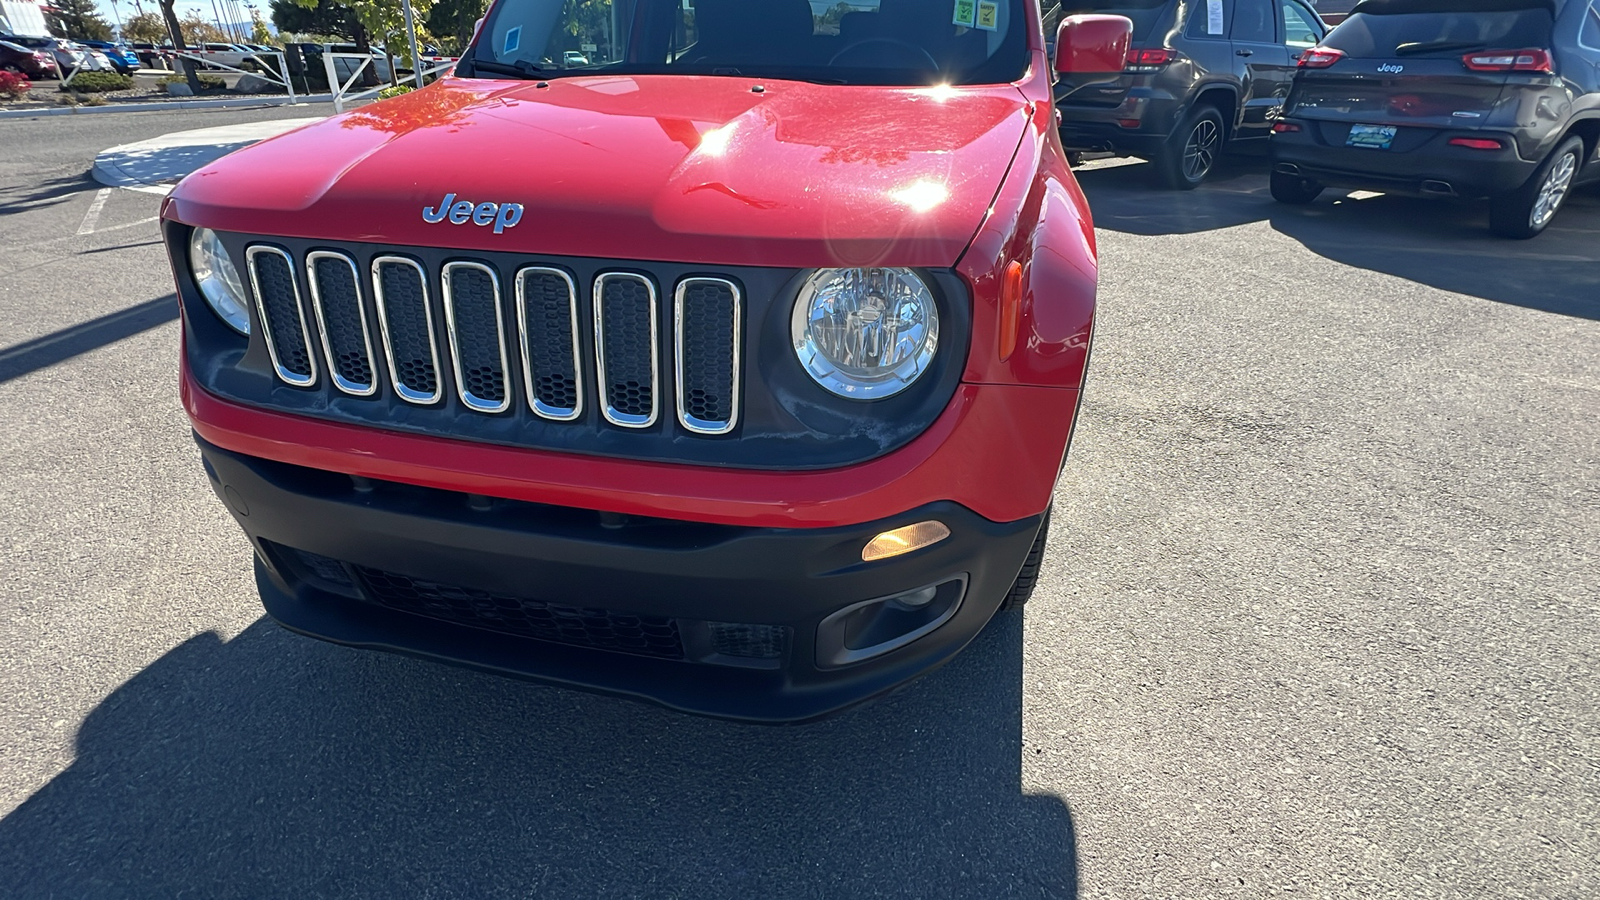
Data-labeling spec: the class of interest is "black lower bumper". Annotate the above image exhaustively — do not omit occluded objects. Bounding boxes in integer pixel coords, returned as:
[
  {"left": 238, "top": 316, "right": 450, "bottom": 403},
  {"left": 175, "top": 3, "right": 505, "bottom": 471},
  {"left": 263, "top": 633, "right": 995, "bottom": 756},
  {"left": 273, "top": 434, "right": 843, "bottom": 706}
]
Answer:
[
  {"left": 198, "top": 437, "right": 1044, "bottom": 723},
  {"left": 1271, "top": 123, "right": 1538, "bottom": 198}
]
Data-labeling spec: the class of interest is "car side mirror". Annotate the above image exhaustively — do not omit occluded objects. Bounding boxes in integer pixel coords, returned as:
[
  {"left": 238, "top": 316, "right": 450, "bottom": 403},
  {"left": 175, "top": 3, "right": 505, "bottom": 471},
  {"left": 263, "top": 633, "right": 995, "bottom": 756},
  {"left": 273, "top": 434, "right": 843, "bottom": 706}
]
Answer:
[{"left": 1054, "top": 14, "right": 1133, "bottom": 79}]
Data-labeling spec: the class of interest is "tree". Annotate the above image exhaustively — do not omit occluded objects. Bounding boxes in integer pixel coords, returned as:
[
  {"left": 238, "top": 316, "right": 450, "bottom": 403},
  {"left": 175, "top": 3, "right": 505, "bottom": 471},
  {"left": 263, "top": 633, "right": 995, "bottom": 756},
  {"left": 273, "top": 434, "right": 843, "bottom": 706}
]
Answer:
[
  {"left": 425, "top": 0, "right": 485, "bottom": 55},
  {"left": 270, "top": 0, "right": 357, "bottom": 40},
  {"left": 250, "top": 10, "right": 273, "bottom": 44},
  {"left": 122, "top": 11, "right": 170, "bottom": 43},
  {"left": 158, "top": 0, "right": 203, "bottom": 93},
  {"left": 293, "top": 0, "right": 437, "bottom": 87},
  {"left": 179, "top": 12, "right": 229, "bottom": 43},
  {"left": 49, "top": 0, "right": 115, "bottom": 41}
]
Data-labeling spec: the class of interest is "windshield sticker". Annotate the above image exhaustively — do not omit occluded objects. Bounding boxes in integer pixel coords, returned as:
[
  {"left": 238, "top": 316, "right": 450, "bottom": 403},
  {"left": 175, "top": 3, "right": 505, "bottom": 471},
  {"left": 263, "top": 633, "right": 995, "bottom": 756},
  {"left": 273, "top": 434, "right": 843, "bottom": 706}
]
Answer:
[
  {"left": 952, "top": 0, "right": 975, "bottom": 27},
  {"left": 503, "top": 26, "right": 521, "bottom": 54},
  {"left": 1207, "top": 0, "right": 1224, "bottom": 34},
  {"left": 975, "top": 0, "right": 998, "bottom": 30}
]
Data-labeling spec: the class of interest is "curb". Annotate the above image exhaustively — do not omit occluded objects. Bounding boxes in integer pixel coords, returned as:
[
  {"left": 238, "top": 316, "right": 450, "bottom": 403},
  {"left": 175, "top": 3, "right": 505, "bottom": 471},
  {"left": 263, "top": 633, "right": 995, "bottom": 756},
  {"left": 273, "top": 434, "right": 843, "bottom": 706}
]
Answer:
[
  {"left": 0, "top": 94, "right": 336, "bottom": 119},
  {"left": 91, "top": 116, "right": 324, "bottom": 193}
]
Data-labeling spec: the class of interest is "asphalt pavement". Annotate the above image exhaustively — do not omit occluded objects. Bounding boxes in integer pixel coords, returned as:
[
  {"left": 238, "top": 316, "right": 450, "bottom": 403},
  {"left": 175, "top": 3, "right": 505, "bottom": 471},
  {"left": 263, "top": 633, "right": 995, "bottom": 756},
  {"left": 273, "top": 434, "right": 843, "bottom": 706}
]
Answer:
[{"left": 0, "top": 108, "right": 1595, "bottom": 899}]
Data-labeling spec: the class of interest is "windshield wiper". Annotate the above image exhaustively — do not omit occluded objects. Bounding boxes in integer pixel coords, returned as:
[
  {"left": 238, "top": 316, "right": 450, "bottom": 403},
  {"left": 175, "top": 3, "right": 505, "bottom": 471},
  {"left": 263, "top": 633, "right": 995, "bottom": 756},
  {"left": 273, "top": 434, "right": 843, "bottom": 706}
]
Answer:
[
  {"left": 467, "top": 57, "right": 544, "bottom": 79},
  {"left": 1394, "top": 40, "right": 1486, "bottom": 56}
]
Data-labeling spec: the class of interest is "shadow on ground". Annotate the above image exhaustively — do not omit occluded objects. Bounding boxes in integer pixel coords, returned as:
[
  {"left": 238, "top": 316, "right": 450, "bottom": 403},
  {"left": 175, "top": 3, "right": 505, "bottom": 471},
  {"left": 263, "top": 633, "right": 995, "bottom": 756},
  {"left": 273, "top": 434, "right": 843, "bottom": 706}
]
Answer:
[
  {"left": 0, "top": 172, "right": 100, "bottom": 214},
  {"left": 1078, "top": 158, "right": 1600, "bottom": 320},
  {"left": 0, "top": 296, "right": 178, "bottom": 384},
  {"left": 0, "top": 613, "right": 1075, "bottom": 898}
]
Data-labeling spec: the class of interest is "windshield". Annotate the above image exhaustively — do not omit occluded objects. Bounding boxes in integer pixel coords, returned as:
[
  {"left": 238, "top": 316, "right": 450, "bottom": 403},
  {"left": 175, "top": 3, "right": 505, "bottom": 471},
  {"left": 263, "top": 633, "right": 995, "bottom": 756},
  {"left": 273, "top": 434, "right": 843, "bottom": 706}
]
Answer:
[
  {"left": 1327, "top": 1, "right": 1554, "bottom": 57},
  {"left": 467, "top": 0, "right": 1031, "bottom": 86}
]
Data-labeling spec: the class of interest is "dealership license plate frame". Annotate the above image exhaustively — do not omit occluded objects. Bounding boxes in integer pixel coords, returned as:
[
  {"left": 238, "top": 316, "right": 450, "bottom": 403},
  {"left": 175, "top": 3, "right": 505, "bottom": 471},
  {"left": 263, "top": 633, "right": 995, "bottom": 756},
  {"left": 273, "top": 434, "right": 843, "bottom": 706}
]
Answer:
[{"left": 1347, "top": 124, "right": 1398, "bottom": 150}]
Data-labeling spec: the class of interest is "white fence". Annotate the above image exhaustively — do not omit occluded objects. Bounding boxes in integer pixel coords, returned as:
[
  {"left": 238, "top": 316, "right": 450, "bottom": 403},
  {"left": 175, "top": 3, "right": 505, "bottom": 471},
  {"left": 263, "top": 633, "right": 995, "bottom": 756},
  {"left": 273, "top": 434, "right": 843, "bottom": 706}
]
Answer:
[{"left": 324, "top": 52, "right": 459, "bottom": 112}]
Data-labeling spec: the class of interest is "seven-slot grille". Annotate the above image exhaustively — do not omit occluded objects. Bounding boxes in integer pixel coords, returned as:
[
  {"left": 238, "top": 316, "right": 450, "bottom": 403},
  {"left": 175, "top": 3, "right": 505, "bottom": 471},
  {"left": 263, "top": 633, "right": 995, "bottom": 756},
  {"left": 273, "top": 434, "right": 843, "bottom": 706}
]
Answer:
[{"left": 244, "top": 247, "right": 741, "bottom": 433}]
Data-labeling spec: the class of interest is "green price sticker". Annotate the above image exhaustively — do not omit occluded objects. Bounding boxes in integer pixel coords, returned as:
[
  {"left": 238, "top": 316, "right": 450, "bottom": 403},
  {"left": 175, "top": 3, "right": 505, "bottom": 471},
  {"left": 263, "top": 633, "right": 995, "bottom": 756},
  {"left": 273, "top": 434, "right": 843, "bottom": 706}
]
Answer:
[
  {"left": 975, "top": 0, "right": 999, "bottom": 30},
  {"left": 952, "top": 0, "right": 975, "bottom": 27}
]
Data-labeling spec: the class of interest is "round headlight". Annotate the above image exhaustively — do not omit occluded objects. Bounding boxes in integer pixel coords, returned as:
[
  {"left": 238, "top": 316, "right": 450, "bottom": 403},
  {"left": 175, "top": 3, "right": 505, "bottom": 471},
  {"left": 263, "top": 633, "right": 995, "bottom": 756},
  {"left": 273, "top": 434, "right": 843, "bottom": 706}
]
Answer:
[
  {"left": 189, "top": 227, "right": 250, "bottom": 335},
  {"left": 791, "top": 267, "right": 939, "bottom": 400}
]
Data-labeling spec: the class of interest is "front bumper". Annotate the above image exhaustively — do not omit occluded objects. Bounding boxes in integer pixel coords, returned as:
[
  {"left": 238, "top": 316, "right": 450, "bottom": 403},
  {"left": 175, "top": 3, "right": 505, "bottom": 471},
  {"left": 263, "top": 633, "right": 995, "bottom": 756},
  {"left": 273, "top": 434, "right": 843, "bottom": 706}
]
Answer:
[
  {"left": 201, "top": 438, "right": 1044, "bottom": 722},
  {"left": 1271, "top": 120, "right": 1539, "bottom": 198}
]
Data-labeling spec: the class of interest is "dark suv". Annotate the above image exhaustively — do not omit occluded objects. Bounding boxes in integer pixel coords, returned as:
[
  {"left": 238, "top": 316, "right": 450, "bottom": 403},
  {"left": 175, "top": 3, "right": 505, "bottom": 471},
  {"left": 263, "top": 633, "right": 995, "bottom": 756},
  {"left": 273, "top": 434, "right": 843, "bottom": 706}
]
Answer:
[
  {"left": 1052, "top": 0, "right": 1329, "bottom": 187},
  {"left": 1270, "top": 0, "right": 1600, "bottom": 237}
]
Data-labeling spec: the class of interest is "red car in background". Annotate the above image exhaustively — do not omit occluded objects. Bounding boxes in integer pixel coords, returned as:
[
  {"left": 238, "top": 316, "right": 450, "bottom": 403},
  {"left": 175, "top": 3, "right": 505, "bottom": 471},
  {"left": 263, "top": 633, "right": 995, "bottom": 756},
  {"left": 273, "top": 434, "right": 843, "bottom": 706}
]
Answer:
[
  {"left": 161, "top": 0, "right": 1131, "bottom": 721},
  {"left": 0, "top": 37, "right": 60, "bottom": 79}
]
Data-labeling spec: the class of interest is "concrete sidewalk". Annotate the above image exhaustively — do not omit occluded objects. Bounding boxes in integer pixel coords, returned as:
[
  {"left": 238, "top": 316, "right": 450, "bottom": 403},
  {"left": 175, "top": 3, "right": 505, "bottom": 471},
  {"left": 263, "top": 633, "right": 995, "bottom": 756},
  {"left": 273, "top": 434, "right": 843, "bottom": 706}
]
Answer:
[{"left": 91, "top": 118, "right": 324, "bottom": 194}]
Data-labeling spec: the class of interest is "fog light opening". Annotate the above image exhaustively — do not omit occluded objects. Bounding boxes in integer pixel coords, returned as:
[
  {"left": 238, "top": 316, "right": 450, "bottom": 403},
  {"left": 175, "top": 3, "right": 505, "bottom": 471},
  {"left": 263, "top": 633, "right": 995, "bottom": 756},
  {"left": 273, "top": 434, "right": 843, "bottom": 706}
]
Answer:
[
  {"left": 815, "top": 575, "right": 968, "bottom": 668},
  {"left": 862, "top": 520, "right": 951, "bottom": 562}
]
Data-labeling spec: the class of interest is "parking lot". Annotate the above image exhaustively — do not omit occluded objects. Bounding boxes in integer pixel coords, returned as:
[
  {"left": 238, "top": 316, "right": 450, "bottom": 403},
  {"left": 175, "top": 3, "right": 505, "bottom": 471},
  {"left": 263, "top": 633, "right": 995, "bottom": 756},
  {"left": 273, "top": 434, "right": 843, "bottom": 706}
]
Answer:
[{"left": 0, "top": 107, "right": 1595, "bottom": 898}]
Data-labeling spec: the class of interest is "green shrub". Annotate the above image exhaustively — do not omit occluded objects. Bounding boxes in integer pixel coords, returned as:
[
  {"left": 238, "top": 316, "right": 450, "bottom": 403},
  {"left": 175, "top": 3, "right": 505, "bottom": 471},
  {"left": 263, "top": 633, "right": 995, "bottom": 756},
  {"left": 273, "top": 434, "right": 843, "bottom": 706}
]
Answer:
[
  {"left": 64, "top": 71, "right": 132, "bottom": 93},
  {"left": 376, "top": 84, "right": 414, "bottom": 99},
  {"left": 159, "top": 74, "right": 226, "bottom": 92}
]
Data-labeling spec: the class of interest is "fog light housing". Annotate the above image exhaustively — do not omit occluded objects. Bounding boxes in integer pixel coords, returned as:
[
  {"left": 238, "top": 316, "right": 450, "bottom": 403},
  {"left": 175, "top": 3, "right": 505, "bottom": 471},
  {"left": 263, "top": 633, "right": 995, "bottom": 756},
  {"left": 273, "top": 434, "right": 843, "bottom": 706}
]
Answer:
[
  {"left": 862, "top": 520, "right": 950, "bottom": 562},
  {"left": 815, "top": 575, "right": 967, "bottom": 668}
]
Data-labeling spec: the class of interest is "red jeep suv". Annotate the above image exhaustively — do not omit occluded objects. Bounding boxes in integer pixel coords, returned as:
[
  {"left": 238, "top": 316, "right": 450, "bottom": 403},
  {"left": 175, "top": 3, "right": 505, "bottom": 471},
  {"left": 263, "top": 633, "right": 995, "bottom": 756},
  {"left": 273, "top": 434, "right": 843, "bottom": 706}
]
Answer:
[{"left": 162, "top": 0, "right": 1129, "bottom": 721}]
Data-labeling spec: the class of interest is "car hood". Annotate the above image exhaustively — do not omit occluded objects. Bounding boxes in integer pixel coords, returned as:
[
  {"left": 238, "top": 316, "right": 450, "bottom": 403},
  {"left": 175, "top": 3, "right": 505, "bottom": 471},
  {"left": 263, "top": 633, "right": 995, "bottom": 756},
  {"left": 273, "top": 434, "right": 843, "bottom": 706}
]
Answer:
[{"left": 167, "top": 75, "right": 1031, "bottom": 268}]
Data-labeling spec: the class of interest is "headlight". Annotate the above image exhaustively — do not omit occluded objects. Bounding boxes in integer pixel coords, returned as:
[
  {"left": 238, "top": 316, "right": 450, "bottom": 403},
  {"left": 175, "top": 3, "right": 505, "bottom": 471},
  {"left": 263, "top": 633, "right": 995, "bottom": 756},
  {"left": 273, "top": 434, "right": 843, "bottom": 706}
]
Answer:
[
  {"left": 189, "top": 227, "right": 250, "bottom": 335},
  {"left": 791, "top": 267, "right": 939, "bottom": 399}
]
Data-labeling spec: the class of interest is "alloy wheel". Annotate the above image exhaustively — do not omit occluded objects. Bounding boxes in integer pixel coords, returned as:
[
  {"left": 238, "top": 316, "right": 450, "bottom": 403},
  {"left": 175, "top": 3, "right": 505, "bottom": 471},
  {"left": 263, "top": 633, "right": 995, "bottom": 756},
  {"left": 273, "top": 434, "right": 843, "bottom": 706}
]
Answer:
[
  {"left": 1530, "top": 151, "right": 1577, "bottom": 230},
  {"left": 1183, "top": 119, "right": 1220, "bottom": 182}
]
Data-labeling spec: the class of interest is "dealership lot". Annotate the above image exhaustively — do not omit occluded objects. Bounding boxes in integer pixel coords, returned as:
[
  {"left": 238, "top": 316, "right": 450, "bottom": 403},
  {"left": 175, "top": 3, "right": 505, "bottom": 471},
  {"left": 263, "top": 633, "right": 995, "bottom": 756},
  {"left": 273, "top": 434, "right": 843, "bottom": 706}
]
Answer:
[{"left": 0, "top": 109, "right": 1595, "bottom": 898}]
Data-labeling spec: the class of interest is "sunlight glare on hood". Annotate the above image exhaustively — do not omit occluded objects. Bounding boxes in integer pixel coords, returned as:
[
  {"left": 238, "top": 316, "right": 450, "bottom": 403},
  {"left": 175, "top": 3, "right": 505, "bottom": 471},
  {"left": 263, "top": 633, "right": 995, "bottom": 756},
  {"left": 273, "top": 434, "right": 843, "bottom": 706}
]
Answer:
[
  {"left": 697, "top": 122, "right": 737, "bottom": 157},
  {"left": 889, "top": 180, "right": 950, "bottom": 213}
]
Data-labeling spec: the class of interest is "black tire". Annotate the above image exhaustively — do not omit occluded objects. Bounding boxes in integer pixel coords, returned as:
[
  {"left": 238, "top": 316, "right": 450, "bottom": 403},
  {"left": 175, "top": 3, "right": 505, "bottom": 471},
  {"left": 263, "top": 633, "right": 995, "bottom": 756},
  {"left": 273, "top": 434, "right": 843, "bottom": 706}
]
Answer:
[
  {"left": 1489, "top": 135, "right": 1583, "bottom": 239},
  {"left": 999, "top": 508, "right": 1052, "bottom": 611},
  {"left": 1066, "top": 151, "right": 1085, "bottom": 168},
  {"left": 1270, "top": 170, "right": 1323, "bottom": 204},
  {"left": 1153, "top": 105, "right": 1225, "bottom": 190}
]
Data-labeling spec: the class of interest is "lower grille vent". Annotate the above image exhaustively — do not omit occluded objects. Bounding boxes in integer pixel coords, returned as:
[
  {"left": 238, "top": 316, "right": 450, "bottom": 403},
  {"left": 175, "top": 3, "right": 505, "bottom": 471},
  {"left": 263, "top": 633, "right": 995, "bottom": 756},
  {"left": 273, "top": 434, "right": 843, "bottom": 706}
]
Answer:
[{"left": 355, "top": 567, "right": 686, "bottom": 660}]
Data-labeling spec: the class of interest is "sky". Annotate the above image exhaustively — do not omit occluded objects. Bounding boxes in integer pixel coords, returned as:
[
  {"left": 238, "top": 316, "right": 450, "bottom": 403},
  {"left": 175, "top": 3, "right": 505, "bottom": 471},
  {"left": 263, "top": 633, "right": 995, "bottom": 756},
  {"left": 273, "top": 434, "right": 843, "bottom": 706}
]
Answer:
[{"left": 90, "top": 0, "right": 266, "bottom": 37}]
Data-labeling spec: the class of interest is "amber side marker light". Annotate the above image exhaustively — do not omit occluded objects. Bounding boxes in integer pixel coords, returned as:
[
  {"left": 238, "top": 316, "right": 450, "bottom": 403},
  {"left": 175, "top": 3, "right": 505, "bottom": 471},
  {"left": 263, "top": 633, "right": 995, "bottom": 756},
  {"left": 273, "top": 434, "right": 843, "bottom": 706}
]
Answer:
[
  {"left": 999, "top": 260, "right": 1023, "bottom": 362},
  {"left": 862, "top": 521, "right": 952, "bottom": 562}
]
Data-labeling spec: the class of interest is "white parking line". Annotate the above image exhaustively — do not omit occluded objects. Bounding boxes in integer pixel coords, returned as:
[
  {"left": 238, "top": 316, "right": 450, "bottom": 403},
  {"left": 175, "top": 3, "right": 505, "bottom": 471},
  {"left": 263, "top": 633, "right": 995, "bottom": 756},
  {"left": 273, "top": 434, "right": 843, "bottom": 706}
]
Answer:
[{"left": 76, "top": 188, "right": 111, "bottom": 235}]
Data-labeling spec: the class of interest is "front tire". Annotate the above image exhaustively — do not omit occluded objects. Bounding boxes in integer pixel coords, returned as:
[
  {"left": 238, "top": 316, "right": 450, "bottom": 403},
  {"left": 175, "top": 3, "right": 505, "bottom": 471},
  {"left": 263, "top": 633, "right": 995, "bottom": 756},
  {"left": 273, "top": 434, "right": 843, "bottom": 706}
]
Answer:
[
  {"left": 999, "top": 508, "right": 1052, "bottom": 611},
  {"left": 1154, "top": 105, "right": 1224, "bottom": 190},
  {"left": 1489, "top": 135, "right": 1583, "bottom": 239},
  {"left": 1270, "top": 170, "right": 1323, "bottom": 204}
]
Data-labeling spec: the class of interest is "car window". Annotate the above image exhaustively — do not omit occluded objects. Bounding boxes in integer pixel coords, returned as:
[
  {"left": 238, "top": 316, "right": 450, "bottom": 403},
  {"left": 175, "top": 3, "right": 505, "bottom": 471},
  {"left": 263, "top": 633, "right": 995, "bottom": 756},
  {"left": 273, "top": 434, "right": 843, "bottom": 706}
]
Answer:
[
  {"left": 476, "top": 0, "right": 1031, "bottom": 86},
  {"left": 1582, "top": 2, "right": 1600, "bottom": 50},
  {"left": 1233, "top": 0, "right": 1278, "bottom": 41},
  {"left": 1322, "top": 2, "right": 1553, "bottom": 58},
  {"left": 1188, "top": 0, "right": 1235, "bottom": 39},
  {"left": 1282, "top": 0, "right": 1321, "bottom": 47}
]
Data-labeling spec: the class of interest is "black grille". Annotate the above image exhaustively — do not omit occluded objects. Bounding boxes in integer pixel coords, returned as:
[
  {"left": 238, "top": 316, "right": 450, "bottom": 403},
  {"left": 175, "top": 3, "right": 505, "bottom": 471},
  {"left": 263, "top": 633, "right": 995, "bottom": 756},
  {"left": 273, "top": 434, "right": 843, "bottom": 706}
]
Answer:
[
  {"left": 444, "top": 264, "right": 508, "bottom": 409},
  {"left": 250, "top": 249, "right": 314, "bottom": 383},
  {"left": 517, "top": 269, "right": 580, "bottom": 417},
  {"left": 375, "top": 259, "right": 439, "bottom": 402},
  {"left": 708, "top": 621, "right": 786, "bottom": 659},
  {"left": 677, "top": 279, "right": 738, "bottom": 430},
  {"left": 597, "top": 274, "right": 656, "bottom": 423},
  {"left": 310, "top": 254, "right": 374, "bottom": 393},
  {"left": 355, "top": 566, "right": 685, "bottom": 659}
]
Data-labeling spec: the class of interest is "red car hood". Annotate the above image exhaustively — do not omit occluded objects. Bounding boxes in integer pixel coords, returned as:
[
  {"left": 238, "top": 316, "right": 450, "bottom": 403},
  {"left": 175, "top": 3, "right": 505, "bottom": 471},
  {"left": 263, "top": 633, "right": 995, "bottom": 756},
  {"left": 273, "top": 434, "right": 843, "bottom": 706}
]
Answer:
[{"left": 167, "top": 75, "right": 1031, "bottom": 268}]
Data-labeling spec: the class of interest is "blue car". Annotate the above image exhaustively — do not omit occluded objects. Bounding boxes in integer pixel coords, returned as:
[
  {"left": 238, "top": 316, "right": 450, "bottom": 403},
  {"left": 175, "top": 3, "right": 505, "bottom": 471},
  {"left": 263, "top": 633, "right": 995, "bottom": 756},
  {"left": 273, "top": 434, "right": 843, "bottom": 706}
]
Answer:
[{"left": 82, "top": 41, "right": 139, "bottom": 74}]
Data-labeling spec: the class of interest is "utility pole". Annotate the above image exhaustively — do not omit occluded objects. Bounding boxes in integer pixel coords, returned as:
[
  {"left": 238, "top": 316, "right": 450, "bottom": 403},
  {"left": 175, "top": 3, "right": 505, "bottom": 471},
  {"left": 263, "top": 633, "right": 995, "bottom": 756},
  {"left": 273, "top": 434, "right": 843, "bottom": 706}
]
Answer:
[{"left": 400, "top": 0, "right": 421, "bottom": 88}]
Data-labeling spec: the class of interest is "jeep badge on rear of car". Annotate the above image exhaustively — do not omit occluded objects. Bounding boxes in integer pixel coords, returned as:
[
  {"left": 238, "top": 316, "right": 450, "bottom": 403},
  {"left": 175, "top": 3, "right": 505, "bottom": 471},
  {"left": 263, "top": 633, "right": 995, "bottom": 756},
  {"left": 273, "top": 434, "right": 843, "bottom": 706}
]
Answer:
[
  {"left": 1377, "top": 63, "right": 1404, "bottom": 74},
  {"left": 422, "top": 193, "right": 525, "bottom": 234}
]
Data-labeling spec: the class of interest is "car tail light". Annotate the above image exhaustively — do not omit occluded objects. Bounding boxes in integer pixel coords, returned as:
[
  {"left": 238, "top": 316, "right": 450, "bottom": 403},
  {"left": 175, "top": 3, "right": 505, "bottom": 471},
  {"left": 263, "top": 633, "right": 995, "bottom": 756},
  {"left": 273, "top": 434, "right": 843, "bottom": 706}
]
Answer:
[
  {"left": 1462, "top": 48, "right": 1552, "bottom": 73},
  {"left": 1297, "top": 47, "right": 1345, "bottom": 68},
  {"left": 1124, "top": 48, "right": 1174, "bottom": 71},
  {"left": 1448, "top": 137, "right": 1503, "bottom": 150},
  {"left": 1272, "top": 121, "right": 1301, "bottom": 133}
]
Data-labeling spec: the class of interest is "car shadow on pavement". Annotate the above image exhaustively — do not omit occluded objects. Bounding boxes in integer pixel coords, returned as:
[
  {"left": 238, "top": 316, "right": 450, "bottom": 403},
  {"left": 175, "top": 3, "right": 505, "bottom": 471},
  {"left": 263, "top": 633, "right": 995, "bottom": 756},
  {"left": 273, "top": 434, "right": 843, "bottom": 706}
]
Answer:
[
  {"left": 0, "top": 613, "right": 1077, "bottom": 898},
  {"left": 1077, "top": 159, "right": 1600, "bottom": 320}
]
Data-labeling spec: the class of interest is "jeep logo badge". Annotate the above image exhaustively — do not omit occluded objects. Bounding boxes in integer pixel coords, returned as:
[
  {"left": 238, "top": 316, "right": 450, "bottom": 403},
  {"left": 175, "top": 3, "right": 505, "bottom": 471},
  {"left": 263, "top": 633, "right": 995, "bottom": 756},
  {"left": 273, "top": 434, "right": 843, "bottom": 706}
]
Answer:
[
  {"left": 422, "top": 193, "right": 524, "bottom": 234},
  {"left": 1377, "top": 63, "right": 1404, "bottom": 74}
]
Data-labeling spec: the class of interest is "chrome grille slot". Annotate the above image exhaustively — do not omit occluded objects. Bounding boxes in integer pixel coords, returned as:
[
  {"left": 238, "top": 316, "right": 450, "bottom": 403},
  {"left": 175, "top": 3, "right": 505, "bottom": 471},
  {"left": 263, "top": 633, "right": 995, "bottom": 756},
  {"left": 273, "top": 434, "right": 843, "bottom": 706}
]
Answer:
[
  {"left": 674, "top": 277, "right": 741, "bottom": 434},
  {"left": 246, "top": 245, "right": 316, "bottom": 387},
  {"left": 371, "top": 256, "right": 441, "bottom": 405},
  {"left": 441, "top": 261, "right": 510, "bottom": 413},
  {"left": 514, "top": 267, "right": 582, "bottom": 421},
  {"left": 306, "top": 251, "right": 375, "bottom": 396},
  {"left": 594, "top": 272, "right": 658, "bottom": 428}
]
